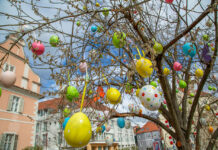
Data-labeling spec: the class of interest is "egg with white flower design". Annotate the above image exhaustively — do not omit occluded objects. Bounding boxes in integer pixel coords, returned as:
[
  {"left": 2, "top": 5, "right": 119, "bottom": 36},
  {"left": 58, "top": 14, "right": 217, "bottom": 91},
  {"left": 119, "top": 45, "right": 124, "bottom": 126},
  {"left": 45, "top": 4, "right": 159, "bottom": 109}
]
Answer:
[{"left": 139, "top": 85, "right": 161, "bottom": 111}]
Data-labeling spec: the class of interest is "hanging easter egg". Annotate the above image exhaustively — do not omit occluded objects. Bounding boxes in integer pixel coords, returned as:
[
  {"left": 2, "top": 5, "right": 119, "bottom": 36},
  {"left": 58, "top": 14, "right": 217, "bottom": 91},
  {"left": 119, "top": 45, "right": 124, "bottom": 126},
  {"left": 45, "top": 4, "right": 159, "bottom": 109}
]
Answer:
[
  {"left": 134, "top": 105, "right": 140, "bottom": 114},
  {"left": 173, "top": 62, "right": 182, "bottom": 71},
  {"left": 96, "top": 113, "right": 105, "bottom": 122},
  {"left": 106, "top": 88, "right": 121, "bottom": 105},
  {"left": 179, "top": 80, "right": 187, "bottom": 88},
  {"left": 136, "top": 89, "right": 140, "bottom": 97},
  {"left": 208, "top": 126, "right": 213, "bottom": 133},
  {"left": 195, "top": 69, "right": 204, "bottom": 78},
  {"left": 202, "top": 44, "right": 211, "bottom": 63},
  {"left": 202, "top": 34, "right": 209, "bottom": 41},
  {"left": 96, "top": 126, "right": 102, "bottom": 133},
  {"left": 128, "top": 104, "right": 134, "bottom": 113},
  {"left": 205, "top": 104, "right": 210, "bottom": 111},
  {"left": 91, "top": 25, "right": 97, "bottom": 32},
  {"left": 79, "top": 62, "right": 87, "bottom": 73},
  {"left": 0, "top": 71, "right": 16, "bottom": 88},
  {"left": 76, "top": 21, "right": 81, "bottom": 26},
  {"left": 106, "top": 125, "right": 111, "bottom": 132},
  {"left": 139, "top": 85, "right": 161, "bottom": 111},
  {"left": 62, "top": 117, "right": 70, "bottom": 130},
  {"left": 64, "top": 112, "right": 92, "bottom": 148},
  {"left": 66, "top": 86, "right": 79, "bottom": 102},
  {"left": 117, "top": 117, "right": 125, "bottom": 128},
  {"left": 212, "top": 87, "right": 217, "bottom": 91},
  {"left": 190, "top": 93, "right": 195, "bottom": 97},
  {"left": 0, "top": 87, "right": 1, "bottom": 97},
  {"left": 165, "top": 0, "right": 173, "bottom": 4},
  {"left": 31, "top": 41, "right": 45, "bottom": 55},
  {"left": 105, "top": 134, "right": 113, "bottom": 146},
  {"left": 179, "top": 106, "right": 182, "bottom": 111},
  {"left": 153, "top": 41, "right": 163, "bottom": 54},
  {"left": 136, "top": 58, "right": 153, "bottom": 78},
  {"left": 125, "top": 120, "right": 131, "bottom": 129},
  {"left": 96, "top": 3, "right": 100, "bottom": 7},
  {"left": 208, "top": 85, "right": 213, "bottom": 90},
  {"left": 63, "top": 107, "right": 71, "bottom": 117},
  {"left": 200, "top": 118, "right": 207, "bottom": 126},
  {"left": 112, "top": 32, "right": 126, "bottom": 48},
  {"left": 182, "top": 43, "right": 196, "bottom": 58},
  {"left": 125, "top": 83, "right": 133, "bottom": 94},
  {"left": 163, "top": 68, "right": 170, "bottom": 76},
  {"left": 150, "top": 81, "right": 157, "bottom": 88},
  {"left": 102, "top": 8, "right": 109, "bottom": 16},
  {"left": 188, "top": 99, "right": 192, "bottom": 104},
  {"left": 101, "top": 125, "right": 106, "bottom": 133},
  {"left": 18, "top": 24, "right": 30, "bottom": 33},
  {"left": 206, "top": 19, "right": 213, "bottom": 27},
  {"left": 49, "top": 35, "right": 59, "bottom": 47}
]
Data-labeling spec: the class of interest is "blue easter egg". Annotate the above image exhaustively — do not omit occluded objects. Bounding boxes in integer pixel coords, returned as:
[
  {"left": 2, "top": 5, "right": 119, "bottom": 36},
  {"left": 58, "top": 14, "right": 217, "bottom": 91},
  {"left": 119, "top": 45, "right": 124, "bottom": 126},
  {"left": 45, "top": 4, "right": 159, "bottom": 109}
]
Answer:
[
  {"left": 62, "top": 117, "right": 70, "bottom": 129},
  {"left": 101, "top": 125, "right": 106, "bottom": 133},
  {"left": 117, "top": 117, "right": 125, "bottom": 128},
  {"left": 182, "top": 43, "right": 196, "bottom": 58},
  {"left": 91, "top": 25, "right": 97, "bottom": 32}
]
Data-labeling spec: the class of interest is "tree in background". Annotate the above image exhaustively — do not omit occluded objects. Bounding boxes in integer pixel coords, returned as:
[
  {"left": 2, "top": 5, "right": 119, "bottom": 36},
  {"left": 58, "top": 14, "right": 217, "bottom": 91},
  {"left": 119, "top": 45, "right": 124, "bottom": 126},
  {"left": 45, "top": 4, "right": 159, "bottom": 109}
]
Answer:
[{"left": 0, "top": 0, "right": 217, "bottom": 150}]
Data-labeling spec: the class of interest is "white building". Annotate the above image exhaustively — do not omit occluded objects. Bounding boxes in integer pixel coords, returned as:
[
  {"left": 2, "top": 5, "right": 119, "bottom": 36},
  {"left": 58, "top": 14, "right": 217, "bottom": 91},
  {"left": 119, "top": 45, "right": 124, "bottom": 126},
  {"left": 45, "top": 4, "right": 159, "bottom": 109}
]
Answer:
[{"left": 35, "top": 98, "right": 136, "bottom": 150}]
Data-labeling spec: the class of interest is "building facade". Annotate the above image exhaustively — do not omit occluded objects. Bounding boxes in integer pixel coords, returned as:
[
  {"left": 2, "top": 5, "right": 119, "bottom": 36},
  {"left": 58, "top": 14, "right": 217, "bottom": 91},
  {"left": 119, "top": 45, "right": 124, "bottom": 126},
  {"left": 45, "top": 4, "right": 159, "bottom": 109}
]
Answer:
[
  {"left": 0, "top": 34, "right": 43, "bottom": 149},
  {"left": 35, "top": 98, "right": 136, "bottom": 150},
  {"left": 135, "top": 121, "right": 162, "bottom": 150}
]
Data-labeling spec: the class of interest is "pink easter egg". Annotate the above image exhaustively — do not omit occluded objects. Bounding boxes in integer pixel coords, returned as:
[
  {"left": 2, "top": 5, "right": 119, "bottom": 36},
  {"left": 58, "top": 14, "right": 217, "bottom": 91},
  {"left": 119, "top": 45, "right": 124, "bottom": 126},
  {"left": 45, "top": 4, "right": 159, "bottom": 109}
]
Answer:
[
  {"left": 31, "top": 41, "right": 45, "bottom": 55},
  {"left": 0, "top": 71, "right": 16, "bottom": 87},
  {"left": 165, "top": 0, "right": 173, "bottom": 4},
  {"left": 106, "top": 126, "right": 111, "bottom": 132},
  {"left": 79, "top": 62, "right": 87, "bottom": 73},
  {"left": 163, "top": 99, "right": 166, "bottom": 104},
  {"left": 173, "top": 62, "right": 182, "bottom": 71}
]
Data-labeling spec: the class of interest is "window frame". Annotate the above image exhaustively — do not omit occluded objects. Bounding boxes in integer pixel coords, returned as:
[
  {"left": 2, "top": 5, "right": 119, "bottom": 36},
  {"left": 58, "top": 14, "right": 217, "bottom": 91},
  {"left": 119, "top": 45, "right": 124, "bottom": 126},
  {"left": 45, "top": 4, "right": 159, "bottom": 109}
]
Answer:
[{"left": 3, "top": 63, "right": 16, "bottom": 73}]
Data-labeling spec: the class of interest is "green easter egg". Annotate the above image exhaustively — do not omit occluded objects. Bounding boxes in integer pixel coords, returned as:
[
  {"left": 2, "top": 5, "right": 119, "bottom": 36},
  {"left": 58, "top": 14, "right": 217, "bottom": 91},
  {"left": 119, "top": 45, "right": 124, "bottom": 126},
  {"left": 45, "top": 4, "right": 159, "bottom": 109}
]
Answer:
[
  {"left": 150, "top": 81, "right": 157, "bottom": 88},
  {"left": 176, "top": 89, "right": 179, "bottom": 93},
  {"left": 179, "top": 106, "right": 182, "bottom": 111},
  {"left": 63, "top": 108, "right": 71, "bottom": 117},
  {"left": 208, "top": 86, "right": 213, "bottom": 90},
  {"left": 202, "top": 34, "right": 209, "bottom": 41},
  {"left": 66, "top": 86, "right": 79, "bottom": 101},
  {"left": 188, "top": 100, "right": 193, "bottom": 104},
  {"left": 153, "top": 41, "right": 163, "bottom": 54},
  {"left": 112, "top": 32, "right": 126, "bottom": 48},
  {"left": 212, "top": 87, "right": 217, "bottom": 91},
  {"left": 179, "top": 80, "right": 187, "bottom": 88},
  {"left": 49, "top": 35, "right": 59, "bottom": 47},
  {"left": 102, "top": 8, "right": 109, "bottom": 16},
  {"left": 190, "top": 93, "right": 195, "bottom": 97},
  {"left": 76, "top": 21, "right": 81, "bottom": 26}
]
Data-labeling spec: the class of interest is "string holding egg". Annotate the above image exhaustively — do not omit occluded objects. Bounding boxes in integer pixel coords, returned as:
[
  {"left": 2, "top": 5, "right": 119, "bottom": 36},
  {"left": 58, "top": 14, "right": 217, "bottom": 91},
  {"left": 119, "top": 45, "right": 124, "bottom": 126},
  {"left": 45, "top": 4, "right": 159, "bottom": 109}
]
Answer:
[
  {"left": 0, "top": 71, "right": 16, "bottom": 88},
  {"left": 64, "top": 112, "right": 92, "bottom": 148},
  {"left": 139, "top": 85, "right": 161, "bottom": 111},
  {"left": 182, "top": 43, "right": 196, "bottom": 58}
]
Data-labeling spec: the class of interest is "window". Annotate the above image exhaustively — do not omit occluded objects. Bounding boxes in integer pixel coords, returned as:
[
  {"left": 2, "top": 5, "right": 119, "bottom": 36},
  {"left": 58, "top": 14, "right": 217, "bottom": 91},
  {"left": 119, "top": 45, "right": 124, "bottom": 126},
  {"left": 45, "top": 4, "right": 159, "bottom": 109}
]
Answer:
[
  {"left": 43, "top": 122, "right": 47, "bottom": 131},
  {"left": 32, "top": 83, "right": 38, "bottom": 93},
  {"left": 23, "top": 64, "right": 29, "bottom": 78},
  {"left": 36, "top": 123, "right": 40, "bottom": 132},
  {"left": 1, "top": 133, "right": 18, "bottom": 150},
  {"left": 58, "top": 132, "right": 62, "bottom": 144},
  {"left": 7, "top": 95, "right": 24, "bottom": 113},
  {"left": 21, "top": 78, "right": 28, "bottom": 89},
  {"left": 3, "top": 63, "right": 15, "bottom": 72},
  {"left": 42, "top": 134, "right": 47, "bottom": 146}
]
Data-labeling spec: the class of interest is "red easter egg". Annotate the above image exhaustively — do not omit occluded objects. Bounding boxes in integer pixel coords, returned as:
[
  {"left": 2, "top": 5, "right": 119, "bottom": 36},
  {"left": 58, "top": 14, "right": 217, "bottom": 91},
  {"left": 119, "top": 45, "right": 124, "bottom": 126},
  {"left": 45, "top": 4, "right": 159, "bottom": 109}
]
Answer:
[
  {"left": 166, "top": 0, "right": 173, "bottom": 3},
  {"left": 173, "top": 62, "right": 182, "bottom": 71},
  {"left": 31, "top": 41, "right": 45, "bottom": 55},
  {"left": 165, "top": 120, "right": 168, "bottom": 123},
  {"left": 170, "top": 141, "right": 173, "bottom": 145}
]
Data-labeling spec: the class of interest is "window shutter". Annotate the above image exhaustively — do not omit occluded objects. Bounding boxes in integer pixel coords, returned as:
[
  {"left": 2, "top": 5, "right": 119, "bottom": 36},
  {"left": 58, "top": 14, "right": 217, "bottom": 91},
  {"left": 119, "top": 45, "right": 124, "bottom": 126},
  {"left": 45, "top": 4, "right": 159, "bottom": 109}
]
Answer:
[
  {"left": 13, "top": 134, "right": 18, "bottom": 150},
  {"left": 0, "top": 133, "right": 6, "bottom": 150},
  {"left": 7, "top": 95, "right": 13, "bottom": 111},
  {"left": 18, "top": 97, "right": 24, "bottom": 113}
]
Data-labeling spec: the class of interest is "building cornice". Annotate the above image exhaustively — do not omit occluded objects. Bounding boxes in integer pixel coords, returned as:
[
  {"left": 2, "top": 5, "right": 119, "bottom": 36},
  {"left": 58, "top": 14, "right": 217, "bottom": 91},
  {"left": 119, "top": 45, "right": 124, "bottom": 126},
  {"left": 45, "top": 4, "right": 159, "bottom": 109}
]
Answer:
[{"left": 0, "top": 83, "right": 44, "bottom": 99}]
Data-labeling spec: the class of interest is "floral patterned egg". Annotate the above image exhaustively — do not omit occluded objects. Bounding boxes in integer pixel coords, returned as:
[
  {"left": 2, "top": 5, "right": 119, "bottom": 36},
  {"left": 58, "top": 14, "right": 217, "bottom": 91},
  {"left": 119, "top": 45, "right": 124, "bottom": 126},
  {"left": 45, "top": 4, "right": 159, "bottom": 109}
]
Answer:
[
  {"left": 125, "top": 120, "right": 131, "bottom": 129},
  {"left": 105, "top": 134, "right": 113, "bottom": 146},
  {"left": 96, "top": 113, "right": 105, "bottom": 122},
  {"left": 139, "top": 85, "right": 161, "bottom": 111}
]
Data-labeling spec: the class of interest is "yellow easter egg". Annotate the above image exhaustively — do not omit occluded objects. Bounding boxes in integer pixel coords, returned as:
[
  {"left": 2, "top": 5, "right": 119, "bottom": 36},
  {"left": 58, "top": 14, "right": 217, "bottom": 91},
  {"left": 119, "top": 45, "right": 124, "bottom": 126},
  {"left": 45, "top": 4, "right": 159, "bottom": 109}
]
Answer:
[
  {"left": 195, "top": 69, "right": 204, "bottom": 78},
  {"left": 205, "top": 105, "right": 210, "bottom": 111},
  {"left": 136, "top": 89, "right": 140, "bottom": 97},
  {"left": 136, "top": 58, "right": 153, "bottom": 78},
  {"left": 106, "top": 88, "right": 121, "bottom": 104},
  {"left": 163, "top": 68, "right": 170, "bottom": 76},
  {"left": 64, "top": 112, "right": 92, "bottom": 148}
]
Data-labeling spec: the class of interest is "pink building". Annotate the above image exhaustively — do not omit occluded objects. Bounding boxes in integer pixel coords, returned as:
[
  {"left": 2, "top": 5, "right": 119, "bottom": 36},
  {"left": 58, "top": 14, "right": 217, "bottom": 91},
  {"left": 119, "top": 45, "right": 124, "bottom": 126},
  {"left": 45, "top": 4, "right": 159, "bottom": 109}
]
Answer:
[{"left": 0, "top": 34, "right": 43, "bottom": 150}]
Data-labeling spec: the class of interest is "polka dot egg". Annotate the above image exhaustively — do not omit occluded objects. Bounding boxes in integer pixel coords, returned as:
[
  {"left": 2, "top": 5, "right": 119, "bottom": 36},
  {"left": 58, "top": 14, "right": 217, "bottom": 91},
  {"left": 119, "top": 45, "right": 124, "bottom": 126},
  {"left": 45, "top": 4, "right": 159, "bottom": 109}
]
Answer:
[{"left": 139, "top": 85, "right": 161, "bottom": 111}]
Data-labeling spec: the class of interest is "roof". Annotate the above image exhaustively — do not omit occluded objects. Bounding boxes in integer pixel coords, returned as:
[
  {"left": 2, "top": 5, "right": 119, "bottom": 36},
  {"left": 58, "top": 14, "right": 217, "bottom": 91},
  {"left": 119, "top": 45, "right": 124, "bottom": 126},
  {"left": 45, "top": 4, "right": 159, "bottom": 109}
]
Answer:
[
  {"left": 38, "top": 96, "right": 115, "bottom": 113},
  {"left": 136, "top": 121, "right": 160, "bottom": 134}
]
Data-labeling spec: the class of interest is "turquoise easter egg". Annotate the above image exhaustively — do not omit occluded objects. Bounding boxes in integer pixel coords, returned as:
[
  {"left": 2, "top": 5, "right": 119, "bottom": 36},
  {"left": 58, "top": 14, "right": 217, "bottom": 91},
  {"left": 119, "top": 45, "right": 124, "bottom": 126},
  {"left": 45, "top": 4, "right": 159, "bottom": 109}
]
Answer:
[{"left": 182, "top": 43, "right": 196, "bottom": 58}]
